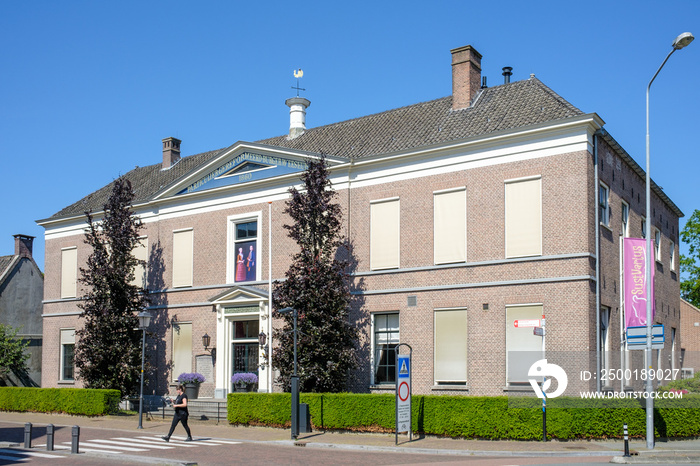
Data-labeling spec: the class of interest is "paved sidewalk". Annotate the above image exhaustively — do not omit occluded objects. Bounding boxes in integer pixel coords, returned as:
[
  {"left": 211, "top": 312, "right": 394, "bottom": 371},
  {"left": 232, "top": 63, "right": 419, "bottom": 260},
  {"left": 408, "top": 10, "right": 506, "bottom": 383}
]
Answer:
[{"left": 0, "top": 410, "right": 699, "bottom": 464}]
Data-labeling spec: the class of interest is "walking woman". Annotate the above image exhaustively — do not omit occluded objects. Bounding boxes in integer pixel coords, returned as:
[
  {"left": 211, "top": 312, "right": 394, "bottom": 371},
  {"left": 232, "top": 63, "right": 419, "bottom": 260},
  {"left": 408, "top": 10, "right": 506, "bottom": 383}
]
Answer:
[{"left": 162, "top": 384, "right": 193, "bottom": 442}]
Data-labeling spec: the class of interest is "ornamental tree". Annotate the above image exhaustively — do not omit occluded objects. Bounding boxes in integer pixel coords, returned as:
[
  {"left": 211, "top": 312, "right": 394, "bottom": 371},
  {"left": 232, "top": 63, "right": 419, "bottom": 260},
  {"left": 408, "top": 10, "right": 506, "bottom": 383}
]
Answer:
[
  {"left": 0, "top": 324, "right": 29, "bottom": 378},
  {"left": 74, "top": 177, "right": 150, "bottom": 396},
  {"left": 681, "top": 209, "right": 700, "bottom": 307},
  {"left": 272, "top": 155, "right": 358, "bottom": 393}
]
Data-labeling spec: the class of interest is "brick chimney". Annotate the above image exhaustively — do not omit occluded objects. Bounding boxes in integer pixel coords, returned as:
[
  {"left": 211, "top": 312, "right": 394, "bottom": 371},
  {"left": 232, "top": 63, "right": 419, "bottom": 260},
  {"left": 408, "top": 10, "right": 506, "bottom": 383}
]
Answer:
[
  {"left": 451, "top": 45, "right": 482, "bottom": 110},
  {"left": 162, "top": 137, "right": 181, "bottom": 169},
  {"left": 13, "top": 234, "right": 34, "bottom": 259}
]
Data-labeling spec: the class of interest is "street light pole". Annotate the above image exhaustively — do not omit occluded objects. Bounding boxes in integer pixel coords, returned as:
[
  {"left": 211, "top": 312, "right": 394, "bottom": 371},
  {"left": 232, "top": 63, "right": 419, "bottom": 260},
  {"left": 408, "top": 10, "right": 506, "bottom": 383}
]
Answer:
[
  {"left": 137, "top": 311, "right": 152, "bottom": 430},
  {"left": 278, "top": 307, "right": 299, "bottom": 439},
  {"left": 644, "top": 31, "right": 694, "bottom": 450}
]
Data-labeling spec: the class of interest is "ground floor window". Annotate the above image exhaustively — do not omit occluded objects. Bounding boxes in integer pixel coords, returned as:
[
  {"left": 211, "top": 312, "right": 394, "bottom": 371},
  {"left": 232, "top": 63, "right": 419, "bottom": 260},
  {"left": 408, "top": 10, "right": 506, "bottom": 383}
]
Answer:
[
  {"left": 373, "top": 313, "right": 399, "bottom": 384},
  {"left": 505, "top": 304, "right": 543, "bottom": 384},
  {"left": 434, "top": 308, "right": 467, "bottom": 384},
  {"left": 172, "top": 322, "right": 192, "bottom": 382},
  {"left": 60, "top": 329, "right": 75, "bottom": 381}
]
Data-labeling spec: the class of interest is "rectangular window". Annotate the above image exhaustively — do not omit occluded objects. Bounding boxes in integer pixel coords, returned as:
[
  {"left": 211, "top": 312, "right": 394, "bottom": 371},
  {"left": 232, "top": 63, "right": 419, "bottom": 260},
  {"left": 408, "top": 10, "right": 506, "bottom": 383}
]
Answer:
[
  {"left": 434, "top": 309, "right": 467, "bottom": 384},
  {"left": 505, "top": 177, "right": 542, "bottom": 258},
  {"left": 670, "top": 240, "right": 676, "bottom": 271},
  {"left": 60, "top": 247, "right": 77, "bottom": 298},
  {"left": 131, "top": 236, "right": 148, "bottom": 288},
  {"left": 60, "top": 329, "right": 75, "bottom": 381},
  {"left": 172, "top": 322, "right": 192, "bottom": 382},
  {"left": 373, "top": 313, "right": 399, "bottom": 384},
  {"left": 370, "top": 199, "right": 400, "bottom": 270},
  {"left": 599, "top": 183, "right": 610, "bottom": 226},
  {"left": 641, "top": 218, "right": 647, "bottom": 238},
  {"left": 654, "top": 229, "right": 661, "bottom": 262},
  {"left": 232, "top": 320, "right": 259, "bottom": 377},
  {"left": 434, "top": 189, "right": 466, "bottom": 264},
  {"left": 227, "top": 213, "right": 262, "bottom": 283},
  {"left": 506, "top": 304, "right": 543, "bottom": 384},
  {"left": 172, "top": 229, "right": 193, "bottom": 288},
  {"left": 621, "top": 202, "right": 629, "bottom": 237}
]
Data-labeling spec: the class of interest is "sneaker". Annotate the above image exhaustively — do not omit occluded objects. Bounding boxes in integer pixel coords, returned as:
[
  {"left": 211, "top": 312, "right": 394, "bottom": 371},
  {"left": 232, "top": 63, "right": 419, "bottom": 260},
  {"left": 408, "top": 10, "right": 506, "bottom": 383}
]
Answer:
[
  {"left": 185, "top": 437, "right": 193, "bottom": 442},
  {"left": 161, "top": 436, "right": 170, "bottom": 442}
]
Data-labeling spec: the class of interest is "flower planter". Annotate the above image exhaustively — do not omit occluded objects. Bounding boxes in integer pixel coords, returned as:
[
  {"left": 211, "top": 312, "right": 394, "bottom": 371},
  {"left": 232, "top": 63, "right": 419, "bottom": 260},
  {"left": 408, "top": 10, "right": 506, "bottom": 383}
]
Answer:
[
  {"left": 234, "top": 382, "right": 257, "bottom": 392},
  {"left": 184, "top": 383, "right": 200, "bottom": 400}
]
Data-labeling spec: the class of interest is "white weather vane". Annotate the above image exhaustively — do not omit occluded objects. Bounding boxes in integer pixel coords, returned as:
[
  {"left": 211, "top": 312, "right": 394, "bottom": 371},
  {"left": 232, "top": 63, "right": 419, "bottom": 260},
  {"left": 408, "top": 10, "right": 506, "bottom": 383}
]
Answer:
[{"left": 292, "top": 69, "right": 305, "bottom": 96}]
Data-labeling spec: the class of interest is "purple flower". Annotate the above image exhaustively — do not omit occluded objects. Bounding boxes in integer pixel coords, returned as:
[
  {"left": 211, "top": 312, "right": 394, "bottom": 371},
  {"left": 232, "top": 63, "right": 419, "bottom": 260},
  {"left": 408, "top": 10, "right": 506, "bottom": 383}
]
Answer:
[
  {"left": 178, "top": 372, "right": 205, "bottom": 384},
  {"left": 231, "top": 372, "right": 258, "bottom": 385}
]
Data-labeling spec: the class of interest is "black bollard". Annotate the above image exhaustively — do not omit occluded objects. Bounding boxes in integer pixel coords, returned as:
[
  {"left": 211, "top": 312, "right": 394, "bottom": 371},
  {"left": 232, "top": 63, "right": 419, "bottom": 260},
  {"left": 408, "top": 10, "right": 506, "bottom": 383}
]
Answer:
[
  {"left": 71, "top": 425, "right": 80, "bottom": 454},
  {"left": 623, "top": 423, "right": 630, "bottom": 457},
  {"left": 23, "top": 423, "right": 32, "bottom": 448},
  {"left": 46, "top": 424, "right": 54, "bottom": 451}
]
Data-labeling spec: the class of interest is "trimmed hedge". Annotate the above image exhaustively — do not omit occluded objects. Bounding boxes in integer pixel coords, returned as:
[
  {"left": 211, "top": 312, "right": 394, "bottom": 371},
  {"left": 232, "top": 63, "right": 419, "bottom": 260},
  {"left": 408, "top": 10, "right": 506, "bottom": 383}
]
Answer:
[
  {"left": 227, "top": 392, "right": 700, "bottom": 439},
  {"left": 0, "top": 387, "right": 120, "bottom": 415}
]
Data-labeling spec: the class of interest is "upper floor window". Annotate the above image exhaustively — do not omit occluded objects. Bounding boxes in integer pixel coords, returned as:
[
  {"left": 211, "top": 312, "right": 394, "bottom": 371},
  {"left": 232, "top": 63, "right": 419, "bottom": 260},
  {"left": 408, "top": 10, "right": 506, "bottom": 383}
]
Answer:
[
  {"left": 621, "top": 202, "right": 630, "bottom": 237},
  {"left": 131, "top": 236, "right": 148, "bottom": 288},
  {"left": 370, "top": 198, "right": 400, "bottom": 270},
  {"left": 654, "top": 229, "right": 662, "bottom": 262},
  {"left": 505, "top": 177, "right": 542, "bottom": 258},
  {"left": 172, "top": 229, "right": 193, "bottom": 288},
  {"left": 228, "top": 213, "right": 261, "bottom": 283},
  {"left": 599, "top": 183, "right": 610, "bottom": 227},
  {"left": 60, "top": 247, "right": 77, "bottom": 299},
  {"left": 670, "top": 240, "right": 676, "bottom": 271},
  {"left": 642, "top": 217, "right": 647, "bottom": 239},
  {"left": 434, "top": 188, "right": 466, "bottom": 265}
]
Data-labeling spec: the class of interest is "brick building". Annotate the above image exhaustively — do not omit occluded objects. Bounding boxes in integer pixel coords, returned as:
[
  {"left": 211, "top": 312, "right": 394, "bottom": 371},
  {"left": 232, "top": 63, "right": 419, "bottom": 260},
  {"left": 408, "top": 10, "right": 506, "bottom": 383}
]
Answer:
[
  {"left": 680, "top": 299, "right": 700, "bottom": 378},
  {"left": 0, "top": 235, "right": 43, "bottom": 387},
  {"left": 38, "top": 45, "right": 682, "bottom": 398}
]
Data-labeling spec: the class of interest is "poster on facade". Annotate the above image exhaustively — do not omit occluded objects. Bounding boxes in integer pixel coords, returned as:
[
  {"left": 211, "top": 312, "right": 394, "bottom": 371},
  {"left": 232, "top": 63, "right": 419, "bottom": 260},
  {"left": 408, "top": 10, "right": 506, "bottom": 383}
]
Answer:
[
  {"left": 623, "top": 237, "right": 655, "bottom": 328},
  {"left": 234, "top": 241, "right": 256, "bottom": 282}
]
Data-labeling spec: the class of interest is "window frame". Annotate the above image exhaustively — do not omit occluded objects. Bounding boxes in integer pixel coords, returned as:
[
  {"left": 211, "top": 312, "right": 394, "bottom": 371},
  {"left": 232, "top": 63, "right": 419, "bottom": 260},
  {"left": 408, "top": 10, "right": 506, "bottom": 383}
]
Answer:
[
  {"left": 227, "top": 212, "right": 262, "bottom": 284},
  {"left": 434, "top": 308, "right": 468, "bottom": 385},
  {"left": 60, "top": 247, "right": 78, "bottom": 299},
  {"left": 670, "top": 239, "right": 676, "bottom": 271},
  {"left": 433, "top": 188, "right": 467, "bottom": 265},
  {"left": 654, "top": 229, "right": 662, "bottom": 262},
  {"left": 504, "top": 176, "right": 542, "bottom": 258},
  {"left": 59, "top": 328, "right": 75, "bottom": 382},
  {"left": 369, "top": 198, "right": 400, "bottom": 270},
  {"left": 599, "top": 182, "right": 610, "bottom": 227},
  {"left": 621, "top": 201, "right": 630, "bottom": 237},
  {"left": 172, "top": 228, "right": 194, "bottom": 288},
  {"left": 371, "top": 312, "right": 400, "bottom": 385},
  {"left": 505, "top": 304, "right": 544, "bottom": 385}
]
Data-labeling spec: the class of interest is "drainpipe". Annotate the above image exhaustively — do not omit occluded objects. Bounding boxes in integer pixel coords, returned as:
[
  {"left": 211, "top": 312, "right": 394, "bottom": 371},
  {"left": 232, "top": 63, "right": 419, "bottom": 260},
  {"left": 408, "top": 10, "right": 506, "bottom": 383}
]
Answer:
[{"left": 594, "top": 131, "right": 601, "bottom": 393}]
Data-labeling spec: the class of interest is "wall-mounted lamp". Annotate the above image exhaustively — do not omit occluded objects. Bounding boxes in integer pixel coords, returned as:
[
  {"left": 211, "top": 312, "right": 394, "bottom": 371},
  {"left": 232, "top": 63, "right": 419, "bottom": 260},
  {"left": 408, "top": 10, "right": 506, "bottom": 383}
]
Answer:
[
  {"left": 258, "top": 331, "right": 269, "bottom": 369},
  {"left": 202, "top": 333, "right": 216, "bottom": 363}
]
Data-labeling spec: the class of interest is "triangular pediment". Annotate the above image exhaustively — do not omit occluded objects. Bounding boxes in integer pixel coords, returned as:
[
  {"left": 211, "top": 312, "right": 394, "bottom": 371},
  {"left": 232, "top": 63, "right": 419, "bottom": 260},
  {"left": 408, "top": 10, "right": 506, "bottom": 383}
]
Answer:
[{"left": 209, "top": 285, "right": 269, "bottom": 305}]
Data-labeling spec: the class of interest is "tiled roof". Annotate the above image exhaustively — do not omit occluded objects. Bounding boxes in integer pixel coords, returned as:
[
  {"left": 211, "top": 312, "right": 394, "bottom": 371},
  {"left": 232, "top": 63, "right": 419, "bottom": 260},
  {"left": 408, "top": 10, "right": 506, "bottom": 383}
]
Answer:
[
  {"left": 0, "top": 255, "right": 17, "bottom": 285},
  {"left": 47, "top": 77, "right": 583, "bottom": 220}
]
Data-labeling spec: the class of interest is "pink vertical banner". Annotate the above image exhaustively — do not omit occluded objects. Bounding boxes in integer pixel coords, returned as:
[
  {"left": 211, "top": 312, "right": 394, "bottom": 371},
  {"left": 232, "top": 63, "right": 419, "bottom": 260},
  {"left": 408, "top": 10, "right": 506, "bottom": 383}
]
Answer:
[{"left": 623, "top": 237, "right": 655, "bottom": 328}]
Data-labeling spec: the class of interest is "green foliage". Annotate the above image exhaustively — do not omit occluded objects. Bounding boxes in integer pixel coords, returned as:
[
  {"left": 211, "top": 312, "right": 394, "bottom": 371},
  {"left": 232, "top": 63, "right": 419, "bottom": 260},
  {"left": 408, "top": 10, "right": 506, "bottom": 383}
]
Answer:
[
  {"left": 658, "top": 371, "right": 700, "bottom": 393},
  {"left": 227, "top": 393, "right": 700, "bottom": 439},
  {"left": 75, "top": 177, "right": 150, "bottom": 396},
  {"left": 272, "top": 156, "right": 358, "bottom": 393},
  {"left": 681, "top": 209, "right": 700, "bottom": 307},
  {"left": 0, "top": 387, "right": 120, "bottom": 415},
  {"left": 0, "top": 324, "right": 29, "bottom": 377}
]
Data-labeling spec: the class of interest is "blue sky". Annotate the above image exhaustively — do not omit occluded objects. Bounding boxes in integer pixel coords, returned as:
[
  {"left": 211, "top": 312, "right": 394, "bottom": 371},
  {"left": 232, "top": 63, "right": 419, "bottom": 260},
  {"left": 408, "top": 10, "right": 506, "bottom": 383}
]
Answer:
[{"left": 1, "top": 1, "right": 698, "bottom": 271}]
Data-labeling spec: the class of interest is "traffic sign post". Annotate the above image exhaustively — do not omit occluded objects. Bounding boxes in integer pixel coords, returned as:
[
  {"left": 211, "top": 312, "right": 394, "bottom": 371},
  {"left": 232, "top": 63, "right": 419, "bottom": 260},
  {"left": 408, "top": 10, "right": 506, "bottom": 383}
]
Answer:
[{"left": 395, "top": 343, "right": 412, "bottom": 445}]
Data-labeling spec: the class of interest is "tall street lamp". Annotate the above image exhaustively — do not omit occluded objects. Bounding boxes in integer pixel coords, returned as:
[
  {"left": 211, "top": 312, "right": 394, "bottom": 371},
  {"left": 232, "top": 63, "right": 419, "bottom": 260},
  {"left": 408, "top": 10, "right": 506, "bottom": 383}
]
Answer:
[
  {"left": 644, "top": 31, "right": 694, "bottom": 450},
  {"left": 277, "top": 307, "right": 299, "bottom": 439},
  {"left": 137, "top": 311, "right": 152, "bottom": 429}
]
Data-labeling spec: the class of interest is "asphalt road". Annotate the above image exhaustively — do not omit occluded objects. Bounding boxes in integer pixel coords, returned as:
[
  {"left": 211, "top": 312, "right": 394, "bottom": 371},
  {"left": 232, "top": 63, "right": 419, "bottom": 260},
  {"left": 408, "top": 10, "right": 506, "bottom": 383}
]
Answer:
[{"left": 0, "top": 421, "right": 619, "bottom": 466}]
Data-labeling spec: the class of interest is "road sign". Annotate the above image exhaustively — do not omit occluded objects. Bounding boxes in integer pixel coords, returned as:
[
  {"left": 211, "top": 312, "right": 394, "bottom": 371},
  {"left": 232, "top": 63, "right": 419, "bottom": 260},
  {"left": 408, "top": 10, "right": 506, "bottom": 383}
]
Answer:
[
  {"left": 395, "top": 346, "right": 412, "bottom": 444},
  {"left": 533, "top": 327, "right": 545, "bottom": 336},
  {"left": 514, "top": 319, "right": 540, "bottom": 328},
  {"left": 627, "top": 325, "right": 664, "bottom": 350}
]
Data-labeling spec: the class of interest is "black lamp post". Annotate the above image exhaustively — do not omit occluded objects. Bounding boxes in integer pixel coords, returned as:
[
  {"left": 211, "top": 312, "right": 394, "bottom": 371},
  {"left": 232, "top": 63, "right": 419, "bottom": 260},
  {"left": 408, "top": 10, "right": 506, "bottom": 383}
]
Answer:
[
  {"left": 277, "top": 307, "right": 299, "bottom": 439},
  {"left": 137, "top": 311, "right": 152, "bottom": 429}
]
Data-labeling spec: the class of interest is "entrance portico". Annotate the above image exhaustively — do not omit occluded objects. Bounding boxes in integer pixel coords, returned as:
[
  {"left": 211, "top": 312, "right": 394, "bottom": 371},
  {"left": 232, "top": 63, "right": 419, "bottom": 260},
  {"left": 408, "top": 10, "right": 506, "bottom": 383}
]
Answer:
[{"left": 210, "top": 286, "right": 271, "bottom": 398}]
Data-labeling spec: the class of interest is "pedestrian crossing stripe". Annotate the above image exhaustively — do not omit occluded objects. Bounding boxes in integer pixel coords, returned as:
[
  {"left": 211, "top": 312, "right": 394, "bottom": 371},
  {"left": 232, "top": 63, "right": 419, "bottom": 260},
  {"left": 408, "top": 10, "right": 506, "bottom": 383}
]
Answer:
[{"left": 0, "top": 448, "right": 59, "bottom": 459}]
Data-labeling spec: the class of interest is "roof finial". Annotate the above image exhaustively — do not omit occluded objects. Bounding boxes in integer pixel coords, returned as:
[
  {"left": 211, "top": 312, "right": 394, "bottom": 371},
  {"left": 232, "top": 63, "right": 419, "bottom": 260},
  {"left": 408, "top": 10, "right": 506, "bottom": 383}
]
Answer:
[{"left": 292, "top": 69, "right": 305, "bottom": 97}]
